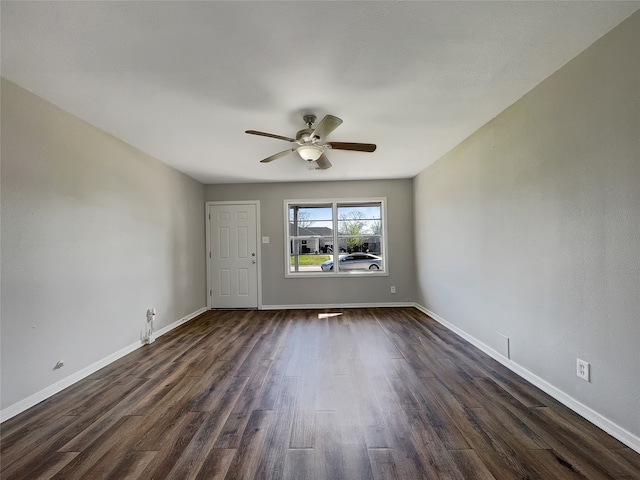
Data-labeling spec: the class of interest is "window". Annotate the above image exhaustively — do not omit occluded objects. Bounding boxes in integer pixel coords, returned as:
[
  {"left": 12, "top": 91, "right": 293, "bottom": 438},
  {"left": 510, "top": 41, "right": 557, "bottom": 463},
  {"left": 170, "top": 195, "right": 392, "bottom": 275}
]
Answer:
[{"left": 285, "top": 198, "right": 387, "bottom": 276}]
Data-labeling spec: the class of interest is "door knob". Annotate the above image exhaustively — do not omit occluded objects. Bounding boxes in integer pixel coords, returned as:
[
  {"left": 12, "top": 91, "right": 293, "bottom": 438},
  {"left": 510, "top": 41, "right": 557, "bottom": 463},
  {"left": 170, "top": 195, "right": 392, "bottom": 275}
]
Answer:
[
  {"left": 251, "top": 253, "right": 256, "bottom": 256},
  {"left": 251, "top": 260, "right": 256, "bottom": 264}
]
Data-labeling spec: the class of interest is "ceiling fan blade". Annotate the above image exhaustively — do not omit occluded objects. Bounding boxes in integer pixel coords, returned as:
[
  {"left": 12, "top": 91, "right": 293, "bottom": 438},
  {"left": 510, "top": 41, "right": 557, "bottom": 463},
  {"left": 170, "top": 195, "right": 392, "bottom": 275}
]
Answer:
[
  {"left": 326, "top": 142, "right": 377, "bottom": 152},
  {"left": 260, "top": 149, "right": 296, "bottom": 163},
  {"left": 315, "top": 154, "right": 332, "bottom": 170},
  {"left": 311, "top": 115, "right": 343, "bottom": 139},
  {"left": 246, "top": 130, "right": 296, "bottom": 142}
]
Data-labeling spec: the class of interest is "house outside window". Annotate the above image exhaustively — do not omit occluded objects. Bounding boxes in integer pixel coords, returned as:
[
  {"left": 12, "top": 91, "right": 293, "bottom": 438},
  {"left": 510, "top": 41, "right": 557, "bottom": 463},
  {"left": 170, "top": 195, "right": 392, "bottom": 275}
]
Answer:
[{"left": 285, "top": 198, "right": 387, "bottom": 277}]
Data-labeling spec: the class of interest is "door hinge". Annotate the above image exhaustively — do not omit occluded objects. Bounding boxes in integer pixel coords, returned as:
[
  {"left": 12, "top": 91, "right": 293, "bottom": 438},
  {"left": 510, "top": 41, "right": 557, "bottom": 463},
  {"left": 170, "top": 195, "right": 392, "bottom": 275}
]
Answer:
[
  {"left": 209, "top": 251, "right": 211, "bottom": 258},
  {"left": 209, "top": 289, "right": 212, "bottom": 296}
]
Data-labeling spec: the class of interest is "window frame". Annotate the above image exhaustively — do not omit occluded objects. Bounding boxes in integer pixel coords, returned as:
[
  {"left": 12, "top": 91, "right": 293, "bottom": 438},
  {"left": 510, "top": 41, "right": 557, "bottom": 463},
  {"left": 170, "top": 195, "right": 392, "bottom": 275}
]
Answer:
[{"left": 284, "top": 197, "right": 388, "bottom": 278}]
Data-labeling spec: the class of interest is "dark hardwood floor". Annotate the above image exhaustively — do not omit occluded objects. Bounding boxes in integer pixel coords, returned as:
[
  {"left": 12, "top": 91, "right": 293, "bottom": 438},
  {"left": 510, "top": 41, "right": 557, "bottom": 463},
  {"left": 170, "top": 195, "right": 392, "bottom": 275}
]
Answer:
[{"left": 1, "top": 308, "right": 639, "bottom": 479}]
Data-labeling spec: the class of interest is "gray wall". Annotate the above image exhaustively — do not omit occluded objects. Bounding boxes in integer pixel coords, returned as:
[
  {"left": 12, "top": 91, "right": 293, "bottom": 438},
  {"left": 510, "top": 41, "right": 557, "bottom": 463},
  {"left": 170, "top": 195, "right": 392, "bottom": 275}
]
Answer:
[
  {"left": 205, "top": 180, "right": 415, "bottom": 307},
  {"left": 414, "top": 13, "right": 639, "bottom": 438},
  {"left": 1, "top": 79, "right": 206, "bottom": 410}
]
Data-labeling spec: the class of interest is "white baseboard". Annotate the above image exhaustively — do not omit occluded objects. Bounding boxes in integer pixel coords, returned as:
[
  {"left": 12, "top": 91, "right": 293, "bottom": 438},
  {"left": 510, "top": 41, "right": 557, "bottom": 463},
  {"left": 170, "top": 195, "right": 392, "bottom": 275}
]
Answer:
[
  {"left": 0, "top": 306, "right": 207, "bottom": 423},
  {"left": 414, "top": 303, "right": 640, "bottom": 454},
  {"left": 154, "top": 307, "right": 207, "bottom": 338},
  {"left": 261, "top": 302, "right": 414, "bottom": 310}
]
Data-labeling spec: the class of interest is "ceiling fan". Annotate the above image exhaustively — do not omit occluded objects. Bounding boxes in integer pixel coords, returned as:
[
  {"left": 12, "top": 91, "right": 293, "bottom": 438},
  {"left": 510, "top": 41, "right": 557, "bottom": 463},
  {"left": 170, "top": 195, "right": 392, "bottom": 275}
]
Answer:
[{"left": 245, "top": 114, "right": 376, "bottom": 170}]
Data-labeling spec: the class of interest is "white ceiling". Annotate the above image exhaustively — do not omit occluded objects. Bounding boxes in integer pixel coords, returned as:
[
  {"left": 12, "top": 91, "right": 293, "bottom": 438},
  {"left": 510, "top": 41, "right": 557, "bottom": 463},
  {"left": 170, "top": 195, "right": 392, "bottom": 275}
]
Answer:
[{"left": 2, "top": 1, "right": 638, "bottom": 184}]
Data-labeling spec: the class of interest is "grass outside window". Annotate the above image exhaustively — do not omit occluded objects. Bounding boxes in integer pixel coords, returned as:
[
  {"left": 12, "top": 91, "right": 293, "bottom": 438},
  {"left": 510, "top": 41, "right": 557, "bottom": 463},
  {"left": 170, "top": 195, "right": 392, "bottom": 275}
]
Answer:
[{"left": 289, "top": 255, "right": 330, "bottom": 266}]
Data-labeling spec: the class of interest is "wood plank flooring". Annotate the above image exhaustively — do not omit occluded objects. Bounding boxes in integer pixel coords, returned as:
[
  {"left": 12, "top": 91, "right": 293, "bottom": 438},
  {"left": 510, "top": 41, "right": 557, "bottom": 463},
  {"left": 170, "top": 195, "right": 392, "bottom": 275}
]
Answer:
[{"left": 2, "top": 308, "right": 639, "bottom": 479}]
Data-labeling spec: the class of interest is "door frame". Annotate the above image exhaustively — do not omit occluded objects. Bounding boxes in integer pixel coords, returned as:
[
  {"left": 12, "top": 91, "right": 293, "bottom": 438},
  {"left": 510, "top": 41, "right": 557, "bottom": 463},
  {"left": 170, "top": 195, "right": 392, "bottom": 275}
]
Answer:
[{"left": 205, "top": 200, "right": 262, "bottom": 310}]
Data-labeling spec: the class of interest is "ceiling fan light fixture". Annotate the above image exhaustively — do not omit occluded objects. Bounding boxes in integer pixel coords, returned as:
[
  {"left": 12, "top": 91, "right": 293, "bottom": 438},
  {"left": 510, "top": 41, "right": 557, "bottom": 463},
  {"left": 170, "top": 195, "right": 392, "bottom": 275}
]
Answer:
[{"left": 297, "top": 145, "right": 323, "bottom": 161}]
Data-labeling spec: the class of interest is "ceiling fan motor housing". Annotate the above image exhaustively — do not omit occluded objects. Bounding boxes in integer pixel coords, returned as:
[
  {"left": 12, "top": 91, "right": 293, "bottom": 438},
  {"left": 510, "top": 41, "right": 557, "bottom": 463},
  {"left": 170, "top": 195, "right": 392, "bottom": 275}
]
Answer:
[{"left": 303, "top": 114, "right": 316, "bottom": 128}]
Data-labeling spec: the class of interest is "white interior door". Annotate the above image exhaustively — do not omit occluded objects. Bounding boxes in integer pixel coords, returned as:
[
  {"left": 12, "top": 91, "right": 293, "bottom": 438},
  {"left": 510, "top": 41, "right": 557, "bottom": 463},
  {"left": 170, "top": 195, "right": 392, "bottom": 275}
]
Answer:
[{"left": 208, "top": 203, "right": 258, "bottom": 308}]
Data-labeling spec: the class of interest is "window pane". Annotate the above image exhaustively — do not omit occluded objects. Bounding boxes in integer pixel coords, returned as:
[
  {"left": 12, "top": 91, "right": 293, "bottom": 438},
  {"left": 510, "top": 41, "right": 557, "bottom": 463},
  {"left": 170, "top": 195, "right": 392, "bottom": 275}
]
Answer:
[
  {"left": 289, "top": 220, "right": 333, "bottom": 237},
  {"left": 337, "top": 204, "right": 381, "bottom": 236},
  {"left": 290, "top": 236, "right": 334, "bottom": 255},
  {"left": 289, "top": 205, "right": 332, "bottom": 226},
  {"left": 338, "top": 203, "right": 380, "bottom": 214},
  {"left": 337, "top": 204, "right": 380, "bottom": 219},
  {"left": 337, "top": 236, "right": 381, "bottom": 254},
  {"left": 335, "top": 251, "right": 382, "bottom": 273},
  {"left": 289, "top": 255, "right": 334, "bottom": 273},
  {"left": 288, "top": 237, "right": 333, "bottom": 273},
  {"left": 337, "top": 219, "right": 382, "bottom": 235}
]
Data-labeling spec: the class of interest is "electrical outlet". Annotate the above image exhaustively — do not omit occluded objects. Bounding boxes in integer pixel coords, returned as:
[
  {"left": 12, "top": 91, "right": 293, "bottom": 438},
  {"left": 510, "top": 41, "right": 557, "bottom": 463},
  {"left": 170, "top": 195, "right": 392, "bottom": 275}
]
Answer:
[
  {"left": 390, "top": 286, "right": 396, "bottom": 294},
  {"left": 577, "top": 358, "right": 590, "bottom": 382}
]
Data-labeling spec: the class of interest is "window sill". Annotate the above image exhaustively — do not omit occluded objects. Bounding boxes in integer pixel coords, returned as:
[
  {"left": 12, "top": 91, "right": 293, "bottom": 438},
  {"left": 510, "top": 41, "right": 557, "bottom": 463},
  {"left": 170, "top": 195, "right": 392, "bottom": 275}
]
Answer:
[{"left": 285, "top": 270, "right": 389, "bottom": 279}]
